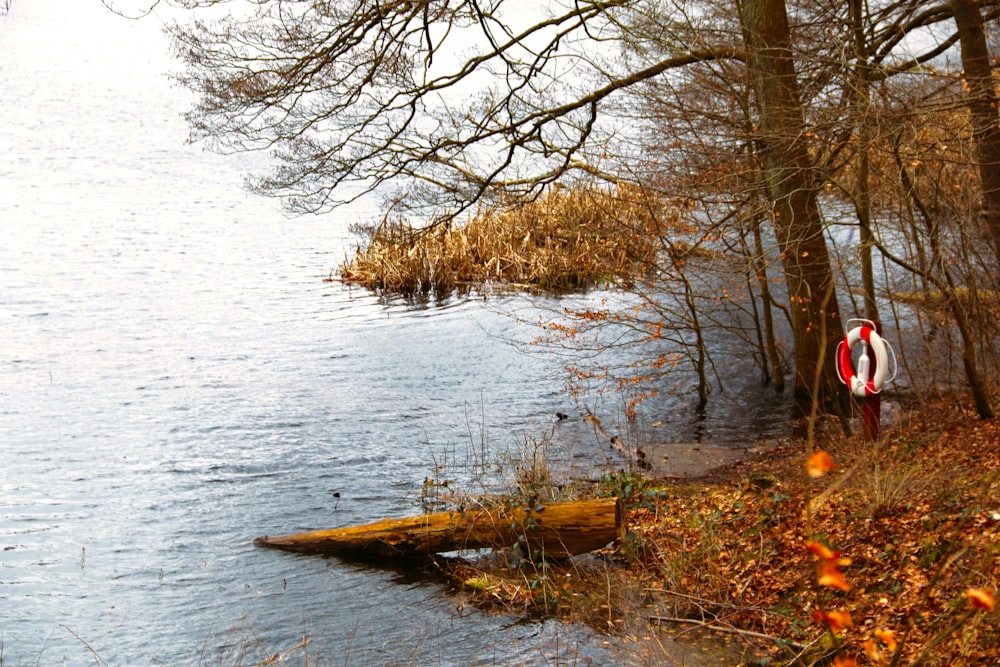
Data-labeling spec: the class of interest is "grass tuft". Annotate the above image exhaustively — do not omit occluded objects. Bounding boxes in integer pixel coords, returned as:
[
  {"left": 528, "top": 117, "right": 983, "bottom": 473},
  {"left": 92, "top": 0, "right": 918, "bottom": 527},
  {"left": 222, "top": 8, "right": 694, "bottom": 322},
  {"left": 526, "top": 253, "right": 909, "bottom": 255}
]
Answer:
[{"left": 854, "top": 456, "right": 922, "bottom": 519}]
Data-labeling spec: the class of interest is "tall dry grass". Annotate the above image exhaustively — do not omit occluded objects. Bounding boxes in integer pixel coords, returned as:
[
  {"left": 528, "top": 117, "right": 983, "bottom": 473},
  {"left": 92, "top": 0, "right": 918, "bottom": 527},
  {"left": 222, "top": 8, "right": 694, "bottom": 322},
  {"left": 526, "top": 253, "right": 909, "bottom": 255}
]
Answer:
[{"left": 340, "top": 184, "right": 676, "bottom": 294}]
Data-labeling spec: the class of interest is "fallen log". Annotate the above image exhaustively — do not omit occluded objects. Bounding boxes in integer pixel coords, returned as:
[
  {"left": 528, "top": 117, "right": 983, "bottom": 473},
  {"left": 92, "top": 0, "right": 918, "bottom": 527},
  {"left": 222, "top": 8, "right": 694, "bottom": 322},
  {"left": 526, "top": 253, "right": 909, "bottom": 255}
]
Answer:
[{"left": 255, "top": 496, "right": 625, "bottom": 560}]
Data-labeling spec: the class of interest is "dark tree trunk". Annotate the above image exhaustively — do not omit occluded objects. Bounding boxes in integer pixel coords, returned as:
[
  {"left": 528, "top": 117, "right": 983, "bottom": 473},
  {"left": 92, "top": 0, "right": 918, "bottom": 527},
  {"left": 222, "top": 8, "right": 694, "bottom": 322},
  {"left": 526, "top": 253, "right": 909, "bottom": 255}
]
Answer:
[
  {"left": 740, "top": 0, "right": 847, "bottom": 413},
  {"left": 849, "top": 0, "right": 880, "bottom": 323},
  {"left": 953, "top": 0, "right": 1000, "bottom": 264}
]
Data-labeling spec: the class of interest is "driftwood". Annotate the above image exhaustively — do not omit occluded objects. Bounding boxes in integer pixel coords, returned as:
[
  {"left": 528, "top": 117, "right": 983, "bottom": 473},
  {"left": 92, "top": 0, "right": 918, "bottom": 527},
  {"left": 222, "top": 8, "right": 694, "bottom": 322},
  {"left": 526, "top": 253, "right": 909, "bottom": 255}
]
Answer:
[{"left": 255, "top": 497, "right": 625, "bottom": 560}]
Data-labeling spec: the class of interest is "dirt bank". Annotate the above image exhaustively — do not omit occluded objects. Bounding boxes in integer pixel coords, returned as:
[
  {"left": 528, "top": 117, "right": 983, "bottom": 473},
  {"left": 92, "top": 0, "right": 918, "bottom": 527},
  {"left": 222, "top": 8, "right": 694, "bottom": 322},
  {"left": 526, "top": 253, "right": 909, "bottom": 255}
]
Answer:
[{"left": 443, "top": 395, "right": 1000, "bottom": 665}]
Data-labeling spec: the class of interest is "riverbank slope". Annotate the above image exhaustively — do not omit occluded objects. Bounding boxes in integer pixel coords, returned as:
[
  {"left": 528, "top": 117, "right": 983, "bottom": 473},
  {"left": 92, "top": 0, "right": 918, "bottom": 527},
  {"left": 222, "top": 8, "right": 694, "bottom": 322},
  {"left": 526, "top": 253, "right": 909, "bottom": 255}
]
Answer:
[{"left": 444, "top": 396, "right": 1000, "bottom": 665}]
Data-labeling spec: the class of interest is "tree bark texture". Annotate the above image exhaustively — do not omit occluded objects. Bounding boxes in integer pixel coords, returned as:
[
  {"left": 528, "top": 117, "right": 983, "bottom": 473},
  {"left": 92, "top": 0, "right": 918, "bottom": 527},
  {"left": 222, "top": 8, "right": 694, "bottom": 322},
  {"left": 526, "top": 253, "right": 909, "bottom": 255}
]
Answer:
[
  {"left": 849, "top": 0, "right": 880, "bottom": 323},
  {"left": 740, "top": 0, "right": 847, "bottom": 412},
  {"left": 952, "top": 0, "right": 1000, "bottom": 264},
  {"left": 255, "top": 497, "right": 626, "bottom": 560}
]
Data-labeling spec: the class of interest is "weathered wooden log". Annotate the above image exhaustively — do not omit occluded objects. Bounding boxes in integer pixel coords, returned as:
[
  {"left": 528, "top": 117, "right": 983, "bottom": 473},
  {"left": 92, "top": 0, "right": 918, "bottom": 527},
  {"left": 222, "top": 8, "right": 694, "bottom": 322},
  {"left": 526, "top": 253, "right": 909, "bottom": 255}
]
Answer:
[{"left": 254, "top": 497, "right": 625, "bottom": 559}]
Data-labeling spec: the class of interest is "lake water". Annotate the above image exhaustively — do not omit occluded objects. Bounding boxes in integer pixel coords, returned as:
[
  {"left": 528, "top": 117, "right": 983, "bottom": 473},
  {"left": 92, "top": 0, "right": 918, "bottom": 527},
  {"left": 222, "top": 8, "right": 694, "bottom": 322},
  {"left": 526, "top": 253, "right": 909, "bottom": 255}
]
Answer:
[{"left": 0, "top": 3, "right": 792, "bottom": 665}]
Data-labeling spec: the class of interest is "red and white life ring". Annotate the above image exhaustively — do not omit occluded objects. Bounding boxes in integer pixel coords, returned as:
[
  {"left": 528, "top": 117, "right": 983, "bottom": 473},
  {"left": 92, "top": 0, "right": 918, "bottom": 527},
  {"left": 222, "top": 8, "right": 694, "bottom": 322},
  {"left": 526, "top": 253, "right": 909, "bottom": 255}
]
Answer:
[{"left": 837, "top": 323, "right": 889, "bottom": 398}]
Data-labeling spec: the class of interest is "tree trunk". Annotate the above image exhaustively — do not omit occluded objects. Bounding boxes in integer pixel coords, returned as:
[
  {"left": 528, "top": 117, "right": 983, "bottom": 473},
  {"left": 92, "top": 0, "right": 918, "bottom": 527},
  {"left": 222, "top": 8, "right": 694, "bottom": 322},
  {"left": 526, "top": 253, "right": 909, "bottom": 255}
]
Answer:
[
  {"left": 850, "top": 0, "right": 882, "bottom": 441},
  {"left": 751, "top": 205, "right": 786, "bottom": 391},
  {"left": 746, "top": 153, "right": 788, "bottom": 392},
  {"left": 952, "top": 0, "right": 1000, "bottom": 264},
  {"left": 849, "top": 0, "right": 880, "bottom": 323},
  {"left": 255, "top": 497, "right": 626, "bottom": 560},
  {"left": 740, "top": 0, "right": 847, "bottom": 413}
]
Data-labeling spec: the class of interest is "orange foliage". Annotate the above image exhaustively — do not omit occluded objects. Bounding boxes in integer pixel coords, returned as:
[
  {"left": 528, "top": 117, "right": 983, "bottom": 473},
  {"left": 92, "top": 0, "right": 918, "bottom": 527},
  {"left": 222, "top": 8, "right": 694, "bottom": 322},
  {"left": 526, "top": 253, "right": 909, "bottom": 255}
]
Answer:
[
  {"left": 806, "top": 449, "right": 835, "bottom": 477},
  {"left": 805, "top": 540, "right": 837, "bottom": 560},
  {"left": 813, "top": 608, "right": 854, "bottom": 633},
  {"left": 874, "top": 628, "right": 897, "bottom": 653},
  {"left": 806, "top": 537, "right": 852, "bottom": 592},
  {"left": 817, "top": 560, "right": 851, "bottom": 592},
  {"left": 967, "top": 587, "right": 996, "bottom": 612}
]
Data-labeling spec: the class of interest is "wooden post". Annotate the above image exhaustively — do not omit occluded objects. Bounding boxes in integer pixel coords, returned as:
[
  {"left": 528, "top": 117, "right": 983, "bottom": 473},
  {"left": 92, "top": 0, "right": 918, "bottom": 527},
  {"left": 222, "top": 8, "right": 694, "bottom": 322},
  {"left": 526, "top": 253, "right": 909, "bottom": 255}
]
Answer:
[{"left": 255, "top": 497, "right": 626, "bottom": 560}]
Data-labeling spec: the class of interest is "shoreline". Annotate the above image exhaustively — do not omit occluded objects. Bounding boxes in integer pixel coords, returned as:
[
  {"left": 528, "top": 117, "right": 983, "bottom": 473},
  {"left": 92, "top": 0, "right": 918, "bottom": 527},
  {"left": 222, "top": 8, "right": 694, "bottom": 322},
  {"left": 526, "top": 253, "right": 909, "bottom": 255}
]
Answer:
[{"left": 440, "top": 394, "right": 1000, "bottom": 665}]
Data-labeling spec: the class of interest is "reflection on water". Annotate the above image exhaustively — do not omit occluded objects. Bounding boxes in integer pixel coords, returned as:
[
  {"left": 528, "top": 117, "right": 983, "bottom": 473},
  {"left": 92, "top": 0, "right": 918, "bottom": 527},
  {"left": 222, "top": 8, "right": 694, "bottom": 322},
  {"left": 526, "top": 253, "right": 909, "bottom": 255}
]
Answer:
[{"left": 0, "top": 2, "right": 791, "bottom": 665}]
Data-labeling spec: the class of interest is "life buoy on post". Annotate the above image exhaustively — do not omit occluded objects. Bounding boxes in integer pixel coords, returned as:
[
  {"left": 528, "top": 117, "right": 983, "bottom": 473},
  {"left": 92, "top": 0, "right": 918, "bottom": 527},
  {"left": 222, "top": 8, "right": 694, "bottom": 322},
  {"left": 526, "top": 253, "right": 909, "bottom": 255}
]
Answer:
[{"left": 837, "top": 321, "right": 890, "bottom": 398}]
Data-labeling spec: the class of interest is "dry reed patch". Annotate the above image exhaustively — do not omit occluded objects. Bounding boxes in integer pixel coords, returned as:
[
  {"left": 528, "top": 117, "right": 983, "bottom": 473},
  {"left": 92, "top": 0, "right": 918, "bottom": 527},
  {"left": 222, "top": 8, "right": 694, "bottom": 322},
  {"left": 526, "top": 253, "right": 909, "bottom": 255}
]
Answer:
[{"left": 340, "top": 184, "right": 677, "bottom": 294}]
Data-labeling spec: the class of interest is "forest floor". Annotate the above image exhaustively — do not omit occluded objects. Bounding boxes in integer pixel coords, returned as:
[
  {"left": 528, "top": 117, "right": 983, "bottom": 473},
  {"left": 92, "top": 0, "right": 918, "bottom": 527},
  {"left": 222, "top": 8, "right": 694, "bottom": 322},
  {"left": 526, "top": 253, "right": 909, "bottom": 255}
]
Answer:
[{"left": 441, "top": 394, "right": 1000, "bottom": 666}]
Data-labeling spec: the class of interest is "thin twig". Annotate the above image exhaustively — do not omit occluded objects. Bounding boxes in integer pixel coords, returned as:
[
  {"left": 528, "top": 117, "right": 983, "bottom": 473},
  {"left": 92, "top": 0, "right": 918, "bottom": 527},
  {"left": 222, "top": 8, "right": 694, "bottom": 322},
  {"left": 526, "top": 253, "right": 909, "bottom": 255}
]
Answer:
[
  {"left": 60, "top": 625, "right": 107, "bottom": 667},
  {"left": 255, "top": 635, "right": 311, "bottom": 667},
  {"left": 784, "top": 633, "right": 830, "bottom": 665},
  {"left": 909, "top": 609, "right": 976, "bottom": 667},
  {"left": 645, "top": 615, "right": 809, "bottom": 651},
  {"left": 646, "top": 588, "right": 770, "bottom": 614}
]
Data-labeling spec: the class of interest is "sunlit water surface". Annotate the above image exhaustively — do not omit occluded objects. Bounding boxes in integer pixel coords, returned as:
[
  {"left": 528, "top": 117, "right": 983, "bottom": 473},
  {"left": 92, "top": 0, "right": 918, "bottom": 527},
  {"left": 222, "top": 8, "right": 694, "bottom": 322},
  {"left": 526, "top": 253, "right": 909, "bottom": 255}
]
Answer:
[{"left": 0, "top": 3, "right": 793, "bottom": 664}]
